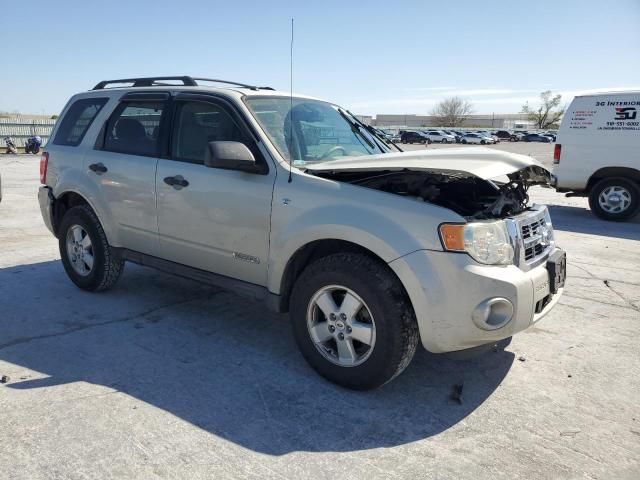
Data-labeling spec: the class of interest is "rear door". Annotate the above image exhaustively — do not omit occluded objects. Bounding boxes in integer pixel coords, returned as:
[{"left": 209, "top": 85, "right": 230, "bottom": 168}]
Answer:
[
  {"left": 155, "top": 94, "right": 276, "bottom": 286},
  {"left": 87, "top": 92, "right": 169, "bottom": 256}
]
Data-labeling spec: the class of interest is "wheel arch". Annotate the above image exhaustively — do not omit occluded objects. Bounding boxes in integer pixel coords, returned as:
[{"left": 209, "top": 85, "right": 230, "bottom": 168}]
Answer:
[
  {"left": 587, "top": 167, "right": 640, "bottom": 192},
  {"left": 52, "top": 190, "right": 104, "bottom": 238},
  {"left": 275, "top": 239, "right": 413, "bottom": 314}
]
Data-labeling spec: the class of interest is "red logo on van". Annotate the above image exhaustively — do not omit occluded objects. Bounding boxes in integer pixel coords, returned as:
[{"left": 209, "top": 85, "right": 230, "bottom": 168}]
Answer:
[{"left": 615, "top": 107, "right": 637, "bottom": 120}]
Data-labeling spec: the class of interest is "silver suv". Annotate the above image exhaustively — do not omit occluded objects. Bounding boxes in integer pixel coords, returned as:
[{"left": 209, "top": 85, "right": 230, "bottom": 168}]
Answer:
[{"left": 38, "top": 76, "right": 565, "bottom": 389}]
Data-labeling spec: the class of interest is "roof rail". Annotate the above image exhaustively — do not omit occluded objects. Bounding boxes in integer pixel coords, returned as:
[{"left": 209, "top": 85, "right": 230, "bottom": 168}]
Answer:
[{"left": 92, "top": 76, "right": 274, "bottom": 91}]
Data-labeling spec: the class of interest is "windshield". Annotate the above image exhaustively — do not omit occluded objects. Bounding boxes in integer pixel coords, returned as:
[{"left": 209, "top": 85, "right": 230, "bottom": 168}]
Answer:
[{"left": 244, "top": 97, "right": 388, "bottom": 165}]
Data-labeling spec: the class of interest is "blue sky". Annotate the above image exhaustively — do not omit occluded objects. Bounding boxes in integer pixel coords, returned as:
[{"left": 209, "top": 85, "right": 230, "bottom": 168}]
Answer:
[{"left": 1, "top": 0, "right": 639, "bottom": 116}]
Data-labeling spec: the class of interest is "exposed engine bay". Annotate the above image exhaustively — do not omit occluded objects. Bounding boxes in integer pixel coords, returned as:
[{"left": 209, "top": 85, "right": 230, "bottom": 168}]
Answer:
[{"left": 310, "top": 166, "right": 550, "bottom": 220}]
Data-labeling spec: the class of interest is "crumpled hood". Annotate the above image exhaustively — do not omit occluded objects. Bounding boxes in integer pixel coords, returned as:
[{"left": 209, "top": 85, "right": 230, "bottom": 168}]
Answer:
[{"left": 305, "top": 147, "right": 549, "bottom": 182}]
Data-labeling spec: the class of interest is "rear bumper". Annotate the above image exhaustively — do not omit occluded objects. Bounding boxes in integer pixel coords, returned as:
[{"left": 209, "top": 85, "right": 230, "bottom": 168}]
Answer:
[
  {"left": 389, "top": 248, "right": 564, "bottom": 353},
  {"left": 38, "top": 186, "right": 56, "bottom": 235}
]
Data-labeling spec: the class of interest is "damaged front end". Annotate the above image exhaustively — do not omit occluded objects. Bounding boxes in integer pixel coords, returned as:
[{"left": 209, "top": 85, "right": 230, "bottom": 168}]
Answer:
[{"left": 310, "top": 164, "right": 550, "bottom": 220}]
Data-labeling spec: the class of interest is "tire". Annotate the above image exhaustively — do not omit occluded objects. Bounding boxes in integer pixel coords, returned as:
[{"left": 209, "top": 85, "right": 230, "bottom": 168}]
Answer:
[
  {"left": 588, "top": 177, "right": 640, "bottom": 222},
  {"left": 480, "top": 140, "right": 486, "bottom": 145},
  {"left": 462, "top": 139, "right": 467, "bottom": 144},
  {"left": 290, "top": 253, "right": 419, "bottom": 390},
  {"left": 441, "top": 138, "right": 447, "bottom": 144},
  {"left": 58, "top": 204, "right": 125, "bottom": 291}
]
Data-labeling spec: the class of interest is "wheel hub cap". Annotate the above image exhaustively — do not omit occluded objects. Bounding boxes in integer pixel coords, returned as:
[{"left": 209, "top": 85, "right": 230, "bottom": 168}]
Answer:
[
  {"left": 599, "top": 186, "right": 632, "bottom": 213},
  {"left": 306, "top": 285, "right": 376, "bottom": 367},
  {"left": 65, "top": 225, "right": 94, "bottom": 276}
]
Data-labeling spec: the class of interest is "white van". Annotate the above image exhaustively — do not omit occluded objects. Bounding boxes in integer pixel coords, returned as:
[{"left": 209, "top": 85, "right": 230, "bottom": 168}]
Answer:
[{"left": 553, "top": 91, "right": 640, "bottom": 221}]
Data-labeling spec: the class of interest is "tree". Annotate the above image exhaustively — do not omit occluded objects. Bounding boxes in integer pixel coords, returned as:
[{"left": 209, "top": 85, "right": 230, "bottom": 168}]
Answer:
[
  {"left": 430, "top": 97, "right": 473, "bottom": 127},
  {"left": 521, "top": 91, "right": 564, "bottom": 129}
]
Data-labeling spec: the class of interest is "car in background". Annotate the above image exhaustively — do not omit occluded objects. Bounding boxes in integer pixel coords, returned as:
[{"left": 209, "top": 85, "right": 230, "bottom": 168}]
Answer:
[
  {"left": 442, "top": 130, "right": 463, "bottom": 143},
  {"left": 424, "top": 130, "right": 456, "bottom": 143},
  {"left": 461, "top": 133, "right": 495, "bottom": 144},
  {"left": 523, "top": 133, "right": 552, "bottom": 143},
  {"left": 542, "top": 131, "right": 557, "bottom": 142},
  {"left": 400, "top": 131, "right": 429, "bottom": 144},
  {"left": 493, "top": 130, "right": 512, "bottom": 141},
  {"left": 476, "top": 131, "right": 499, "bottom": 143}
]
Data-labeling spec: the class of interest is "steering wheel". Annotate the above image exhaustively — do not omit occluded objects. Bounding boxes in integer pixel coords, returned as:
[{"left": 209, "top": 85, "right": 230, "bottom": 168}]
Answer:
[{"left": 318, "top": 145, "right": 348, "bottom": 160}]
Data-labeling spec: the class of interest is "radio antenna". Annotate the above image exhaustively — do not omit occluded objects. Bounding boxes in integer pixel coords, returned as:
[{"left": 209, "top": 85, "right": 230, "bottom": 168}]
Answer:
[{"left": 288, "top": 17, "right": 294, "bottom": 183}]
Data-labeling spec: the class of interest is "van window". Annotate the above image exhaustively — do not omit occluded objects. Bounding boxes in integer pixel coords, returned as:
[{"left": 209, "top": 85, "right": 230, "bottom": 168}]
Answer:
[
  {"left": 53, "top": 98, "right": 108, "bottom": 146},
  {"left": 103, "top": 102, "right": 165, "bottom": 157},
  {"left": 171, "top": 101, "right": 248, "bottom": 164}
]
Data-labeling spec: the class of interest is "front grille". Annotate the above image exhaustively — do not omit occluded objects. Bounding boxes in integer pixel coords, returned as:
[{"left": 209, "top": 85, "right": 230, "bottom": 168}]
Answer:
[{"left": 507, "top": 205, "right": 554, "bottom": 270}]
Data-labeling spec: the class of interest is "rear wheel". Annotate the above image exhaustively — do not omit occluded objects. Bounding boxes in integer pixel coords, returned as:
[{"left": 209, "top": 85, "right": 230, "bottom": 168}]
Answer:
[
  {"left": 588, "top": 177, "right": 640, "bottom": 221},
  {"left": 290, "top": 253, "right": 419, "bottom": 390},
  {"left": 59, "top": 205, "right": 125, "bottom": 291}
]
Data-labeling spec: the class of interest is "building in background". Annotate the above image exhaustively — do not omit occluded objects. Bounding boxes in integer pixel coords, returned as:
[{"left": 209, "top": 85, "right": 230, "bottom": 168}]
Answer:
[{"left": 371, "top": 113, "right": 532, "bottom": 129}]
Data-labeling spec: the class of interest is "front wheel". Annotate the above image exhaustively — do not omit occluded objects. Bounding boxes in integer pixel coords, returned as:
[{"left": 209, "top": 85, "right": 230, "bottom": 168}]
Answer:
[
  {"left": 480, "top": 140, "right": 486, "bottom": 144},
  {"left": 588, "top": 177, "right": 640, "bottom": 221},
  {"left": 59, "top": 205, "right": 125, "bottom": 291},
  {"left": 290, "top": 253, "right": 419, "bottom": 390}
]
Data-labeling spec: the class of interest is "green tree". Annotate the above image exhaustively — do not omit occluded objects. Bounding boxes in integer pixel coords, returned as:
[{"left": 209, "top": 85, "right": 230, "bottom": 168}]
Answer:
[{"left": 521, "top": 91, "right": 564, "bottom": 129}]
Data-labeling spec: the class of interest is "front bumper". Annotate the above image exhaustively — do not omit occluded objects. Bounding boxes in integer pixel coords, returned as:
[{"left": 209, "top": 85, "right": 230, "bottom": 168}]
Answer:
[
  {"left": 389, "top": 247, "right": 565, "bottom": 353},
  {"left": 38, "top": 186, "right": 56, "bottom": 235}
]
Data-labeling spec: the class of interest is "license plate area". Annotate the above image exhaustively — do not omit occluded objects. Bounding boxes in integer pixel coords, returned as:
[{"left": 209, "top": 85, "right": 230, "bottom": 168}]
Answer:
[{"left": 546, "top": 250, "right": 566, "bottom": 294}]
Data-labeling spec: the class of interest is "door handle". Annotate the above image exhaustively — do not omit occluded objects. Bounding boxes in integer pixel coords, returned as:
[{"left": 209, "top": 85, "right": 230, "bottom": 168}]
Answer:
[
  {"left": 88, "top": 163, "right": 108, "bottom": 174},
  {"left": 163, "top": 175, "right": 189, "bottom": 189}
]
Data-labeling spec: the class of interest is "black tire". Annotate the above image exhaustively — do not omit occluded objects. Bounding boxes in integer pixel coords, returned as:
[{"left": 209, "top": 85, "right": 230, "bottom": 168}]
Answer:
[
  {"left": 480, "top": 140, "right": 486, "bottom": 145},
  {"left": 462, "top": 139, "right": 467, "bottom": 144},
  {"left": 290, "top": 253, "right": 419, "bottom": 390},
  {"left": 441, "top": 138, "right": 447, "bottom": 144},
  {"left": 58, "top": 204, "right": 125, "bottom": 291},
  {"left": 588, "top": 177, "right": 640, "bottom": 222}
]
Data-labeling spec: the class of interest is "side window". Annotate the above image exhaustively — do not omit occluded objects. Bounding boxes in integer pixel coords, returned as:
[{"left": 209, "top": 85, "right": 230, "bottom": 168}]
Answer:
[
  {"left": 103, "top": 101, "right": 165, "bottom": 157},
  {"left": 171, "top": 101, "right": 248, "bottom": 164},
  {"left": 54, "top": 97, "right": 108, "bottom": 146}
]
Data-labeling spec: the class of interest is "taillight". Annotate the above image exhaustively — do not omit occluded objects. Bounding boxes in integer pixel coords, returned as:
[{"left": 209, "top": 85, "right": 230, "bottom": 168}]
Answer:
[
  {"left": 40, "top": 152, "right": 49, "bottom": 184},
  {"left": 553, "top": 144, "right": 561, "bottom": 164}
]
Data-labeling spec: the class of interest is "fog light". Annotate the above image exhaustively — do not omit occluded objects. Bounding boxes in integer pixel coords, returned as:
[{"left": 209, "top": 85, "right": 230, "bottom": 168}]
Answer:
[{"left": 472, "top": 298, "right": 514, "bottom": 330}]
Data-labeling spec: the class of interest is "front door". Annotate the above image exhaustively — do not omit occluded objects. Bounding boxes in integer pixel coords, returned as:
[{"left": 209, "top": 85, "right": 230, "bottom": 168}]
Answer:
[{"left": 155, "top": 95, "right": 276, "bottom": 286}]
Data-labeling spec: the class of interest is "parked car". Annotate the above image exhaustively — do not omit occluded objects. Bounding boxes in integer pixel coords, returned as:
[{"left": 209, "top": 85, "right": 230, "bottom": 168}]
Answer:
[
  {"left": 461, "top": 133, "right": 494, "bottom": 144},
  {"left": 492, "top": 130, "right": 513, "bottom": 141},
  {"left": 440, "top": 130, "right": 461, "bottom": 143},
  {"left": 38, "top": 75, "right": 565, "bottom": 390},
  {"left": 424, "top": 130, "right": 456, "bottom": 143},
  {"left": 523, "top": 133, "right": 552, "bottom": 143},
  {"left": 553, "top": 90, "right": 640, "bottom": 221},
  {"left": 401, "top": 131, "right": 429, "bottom": 144},
  {"left": 476, "top": 131, "right": 499, "bottom": 143},
  {"left": 542, "top": 131, "right": 557, "bottom": 142}
]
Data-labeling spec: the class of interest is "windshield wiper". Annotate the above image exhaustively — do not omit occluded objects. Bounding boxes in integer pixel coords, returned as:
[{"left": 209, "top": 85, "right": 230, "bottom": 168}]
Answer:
[
  {"left": 345, "top": 109, "right": 404, "bottom": 153},
  {"left": 337, "top": 108, "right": 377, "bottom": 151}
]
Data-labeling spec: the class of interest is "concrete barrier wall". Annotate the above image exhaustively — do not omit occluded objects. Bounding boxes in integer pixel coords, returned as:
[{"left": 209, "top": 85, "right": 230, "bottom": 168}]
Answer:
[{"left": 0, "top": 118, "right": 55, "bottom": 147}]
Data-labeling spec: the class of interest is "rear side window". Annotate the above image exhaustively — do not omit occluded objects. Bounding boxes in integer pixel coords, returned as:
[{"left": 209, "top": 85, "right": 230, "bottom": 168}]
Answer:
[
  {"left": 103, "top": 102, "right": 165, "bottom": 157},
  {"left": 54, "top": 98, "right": 108, "bottom": 146}
]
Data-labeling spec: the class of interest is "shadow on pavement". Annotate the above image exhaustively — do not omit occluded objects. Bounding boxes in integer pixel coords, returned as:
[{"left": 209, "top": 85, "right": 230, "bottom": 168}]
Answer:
[
  {"left": 0, "top": 260, "right": 514, "bottom": 455},
  {"left": 548, "top": 204, "right": 640, "bottom": 240}
]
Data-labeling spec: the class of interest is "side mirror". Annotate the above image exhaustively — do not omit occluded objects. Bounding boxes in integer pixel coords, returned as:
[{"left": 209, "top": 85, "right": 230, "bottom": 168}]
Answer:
[{"left": 204, "top": 141, "right": 263, "bottom": 174}]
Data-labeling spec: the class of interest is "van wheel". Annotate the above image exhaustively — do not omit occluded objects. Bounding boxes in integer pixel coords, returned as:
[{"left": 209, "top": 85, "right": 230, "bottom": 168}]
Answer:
[
  {"left": 290, "top": 253, "right": 419, "bottom": 390},
  {"left": 59, "top": 205, "right": 125, "bottom": 291},
  {"left": 588, "top": 178, "right": 640, "bottom": 221}
]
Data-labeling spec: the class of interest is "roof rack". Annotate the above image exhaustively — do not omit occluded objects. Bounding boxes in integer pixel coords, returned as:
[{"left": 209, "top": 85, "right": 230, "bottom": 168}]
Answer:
[{"left": 92, "top": 76, "right": 274, "bottom": 91}]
